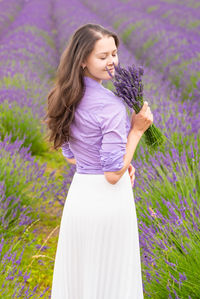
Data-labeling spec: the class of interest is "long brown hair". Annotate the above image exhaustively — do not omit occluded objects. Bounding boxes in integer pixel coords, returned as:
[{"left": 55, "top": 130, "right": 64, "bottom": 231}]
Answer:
[{"left": 43, "top": 23, "right": 120, "bottom": 151}]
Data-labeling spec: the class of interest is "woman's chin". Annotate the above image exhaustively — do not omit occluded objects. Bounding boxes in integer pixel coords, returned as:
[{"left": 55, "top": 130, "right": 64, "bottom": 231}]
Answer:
[{"left": 105, "top": 71, "right": 115, "bottom": 79}]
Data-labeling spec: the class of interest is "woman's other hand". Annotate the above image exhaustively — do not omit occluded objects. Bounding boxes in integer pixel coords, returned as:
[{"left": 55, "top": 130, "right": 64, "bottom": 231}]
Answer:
[
  {"left": 128, "top": 163, "right": 136, "bottom": 187},
  {"left": 130, "top": 101, "right": 153, "bottom": 134}
]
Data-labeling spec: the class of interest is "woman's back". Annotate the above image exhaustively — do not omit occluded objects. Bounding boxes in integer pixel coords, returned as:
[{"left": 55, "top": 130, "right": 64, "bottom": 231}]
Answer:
[{"left": 62, "top": 76, "right": 131, "bottom": 174}]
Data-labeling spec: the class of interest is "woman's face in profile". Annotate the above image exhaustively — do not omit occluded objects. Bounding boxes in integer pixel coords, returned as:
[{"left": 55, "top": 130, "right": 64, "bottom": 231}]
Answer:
[{"left": 82, "top": 35, "right": 119, "bottom": 84}]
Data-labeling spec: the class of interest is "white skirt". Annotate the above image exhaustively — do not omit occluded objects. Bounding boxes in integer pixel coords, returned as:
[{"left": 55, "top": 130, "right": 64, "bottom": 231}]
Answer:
[{"left": 51, "top": 169, "right": 144, "bottom": 299}]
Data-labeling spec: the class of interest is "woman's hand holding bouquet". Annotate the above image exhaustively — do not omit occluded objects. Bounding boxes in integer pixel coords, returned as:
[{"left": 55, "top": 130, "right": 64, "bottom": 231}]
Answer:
[{"left": 130, "top": 101, "right": 154, "bottom": 137}]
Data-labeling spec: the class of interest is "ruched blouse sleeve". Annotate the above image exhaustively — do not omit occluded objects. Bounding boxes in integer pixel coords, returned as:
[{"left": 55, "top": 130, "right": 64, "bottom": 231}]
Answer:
[
  {"left": 96, "top": 98, "right": 128, "bottom": 172},
  {"left": 61, "top": 141, "right": 74, "bottom": 159}
]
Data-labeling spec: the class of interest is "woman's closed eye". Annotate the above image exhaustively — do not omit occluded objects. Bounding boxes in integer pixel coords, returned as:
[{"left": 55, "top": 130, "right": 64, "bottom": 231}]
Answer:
[{"left": 100, "top": 54, "right": 117, "bottom": 60}]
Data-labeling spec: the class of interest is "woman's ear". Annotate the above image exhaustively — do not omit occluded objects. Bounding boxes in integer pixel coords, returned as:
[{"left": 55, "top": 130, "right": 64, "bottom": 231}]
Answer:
[{"left": 81, "top": 59, "right": 87, "bottom": 69}]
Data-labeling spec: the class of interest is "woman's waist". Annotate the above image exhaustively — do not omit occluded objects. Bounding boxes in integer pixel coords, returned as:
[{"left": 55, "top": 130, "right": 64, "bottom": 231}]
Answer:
[
  {"left": 74, "top": 168, "right": 129, "bottom": 180},
  {"left": 76, "top": 168, "right": 104, "bottom": 175},
  {"left": 68, "top": 169, "right": 132, "bottom": 205}
]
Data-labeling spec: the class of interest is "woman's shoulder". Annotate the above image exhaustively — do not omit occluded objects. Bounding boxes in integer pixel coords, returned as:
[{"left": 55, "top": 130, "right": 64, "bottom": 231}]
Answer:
[
  {"left": 80, "top": 84, "right": 127, "bottom": 123},
  {"left": 90, "top": 88, "right": 127, "bottom": 125},
  {"left": 97, "top": 85, "right": 126, "bottom": 110},
  {"left": 102, "top": 92, "right": 127, "bottom": 117}
]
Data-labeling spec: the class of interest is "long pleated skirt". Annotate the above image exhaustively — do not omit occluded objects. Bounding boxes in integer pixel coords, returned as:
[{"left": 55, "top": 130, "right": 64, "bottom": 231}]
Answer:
[{"left": 51, "top": 169, "right": 144, "bottom": 299}]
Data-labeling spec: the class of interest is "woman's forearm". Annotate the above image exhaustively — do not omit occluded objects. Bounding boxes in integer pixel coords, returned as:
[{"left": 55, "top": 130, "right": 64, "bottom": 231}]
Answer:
[
  {"left": 122, "top": 128, "right": 143, "bottom": 172},
  {"left": 104, "top": 128, "right": 143, "bottom": 184}
]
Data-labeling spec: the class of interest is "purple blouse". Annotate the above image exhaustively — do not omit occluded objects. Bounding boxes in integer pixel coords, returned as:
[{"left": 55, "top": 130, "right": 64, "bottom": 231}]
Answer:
[{"left": 61, "top": 76, "right": 131, "bottom": 174}]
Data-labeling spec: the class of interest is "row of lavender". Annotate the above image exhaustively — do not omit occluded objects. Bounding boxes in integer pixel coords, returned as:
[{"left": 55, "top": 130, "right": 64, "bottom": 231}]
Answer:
[
  {"left": 52, "top": 0, "right": 200, "bottom": 297},
  {"left": 80, "top": 0, "right": 200, "bottom": 102},
  {"left": 159, "top": 0, "right": 199, "bottom": 9},
  {"left": 120, "top": 0, "right": 200, "bottom": 36},
  {"left": 0, "top": 0, "right": 68, "bottom": 297},
  {"left": 0, "top": 0, "right": 25, "bottom": 39}
]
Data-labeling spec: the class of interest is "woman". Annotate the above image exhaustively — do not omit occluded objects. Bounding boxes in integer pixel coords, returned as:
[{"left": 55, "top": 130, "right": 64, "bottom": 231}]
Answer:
[{"left": 44, "top": 23, "right": 153, "bottom": 299}]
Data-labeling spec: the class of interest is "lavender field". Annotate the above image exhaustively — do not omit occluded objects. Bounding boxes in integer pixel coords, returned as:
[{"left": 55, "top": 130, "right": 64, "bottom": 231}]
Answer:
[{"left": 0, "top": 0, "right": 199, "bottom": 298}]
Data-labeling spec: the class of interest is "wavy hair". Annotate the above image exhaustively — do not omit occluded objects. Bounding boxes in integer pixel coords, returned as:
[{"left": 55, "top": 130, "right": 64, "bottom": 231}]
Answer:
[{"left": 43, "top": 23, "right": 119, "bottom": 150}]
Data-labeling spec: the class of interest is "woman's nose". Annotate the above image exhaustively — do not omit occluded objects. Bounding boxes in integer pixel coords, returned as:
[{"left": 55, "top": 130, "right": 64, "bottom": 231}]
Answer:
[{"left": 107, "top": 60, "right": 114, "bottom": 67}]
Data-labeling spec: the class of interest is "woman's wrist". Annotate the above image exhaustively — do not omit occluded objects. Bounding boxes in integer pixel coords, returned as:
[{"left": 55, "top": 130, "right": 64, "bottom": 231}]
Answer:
[
  {"left": 130, "top": 127, "right": 143, "bottom": 139},
  {"left": 65, "top": 157, "right": 76, "bottom": 165}
]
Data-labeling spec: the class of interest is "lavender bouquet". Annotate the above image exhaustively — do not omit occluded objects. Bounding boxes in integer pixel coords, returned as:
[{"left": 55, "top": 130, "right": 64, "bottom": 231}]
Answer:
[{"left": 106, "top": 63, "right": 166, "bottom": 151}]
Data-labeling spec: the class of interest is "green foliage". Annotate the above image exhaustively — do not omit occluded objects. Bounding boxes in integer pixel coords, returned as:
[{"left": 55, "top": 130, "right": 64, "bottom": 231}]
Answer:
[
  {"left": 0, "top": 149, "right": 38, "bottom": 237},
  {"left": 8, "top": 15, "right": 14, "bottom": 22},
  {"left": 147, "top": 5, "right": 159, "bottom": 13},
  {"left": 161, "top": 11, "right": 170, "bottom": 19},
  {"left": 188, "top": 20, "right": 200, "bottom": 29},
  {"left": 0, "top": 73, "right": 30, "bottom": 89},
  {"left": 0, "top": 100, "right": 48, "bottom": 155},
  {"left": 139, "top": 36, "right": 159, "bottom": 60},
  {"left": 113, "top": 17, "right": 126, "bottom": 30},
  {"left": 6, "top": 24, "right": 55, "bottom": 49},
  {"left": 0, "top": 219, "right": 54, "bottom": 298},
  {"left": 121, "top": 21, "right": 144, "bottom": 43},
  {"left": 134, "top": 138, "right": 200, "bottom": 297}
]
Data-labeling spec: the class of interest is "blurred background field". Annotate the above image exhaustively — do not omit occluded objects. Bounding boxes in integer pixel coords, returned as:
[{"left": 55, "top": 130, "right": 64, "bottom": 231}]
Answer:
[{"left": 0, "top": 0, "right": 199, "bottom": 298}]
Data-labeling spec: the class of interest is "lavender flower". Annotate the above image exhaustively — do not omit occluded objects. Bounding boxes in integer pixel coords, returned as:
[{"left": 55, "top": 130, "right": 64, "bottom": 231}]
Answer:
[{"left": 106, "top": 62, "right": 167, "bottom": 151}]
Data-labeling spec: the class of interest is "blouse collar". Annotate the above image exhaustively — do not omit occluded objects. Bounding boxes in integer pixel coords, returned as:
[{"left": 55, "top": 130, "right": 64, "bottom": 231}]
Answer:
[{"left": 83, "top": 76, "right": 103, "bottom": 88}]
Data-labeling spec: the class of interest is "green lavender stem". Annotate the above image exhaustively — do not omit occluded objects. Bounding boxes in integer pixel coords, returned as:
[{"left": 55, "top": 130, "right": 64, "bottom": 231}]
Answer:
[
  {"left": 133, "top": 102, "right": 167, "bottom": 151},
  {"left": 144, "top": 124, "right": 166, "bottom": 149}
]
